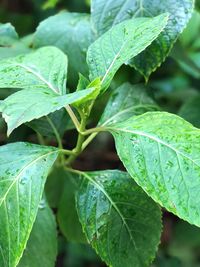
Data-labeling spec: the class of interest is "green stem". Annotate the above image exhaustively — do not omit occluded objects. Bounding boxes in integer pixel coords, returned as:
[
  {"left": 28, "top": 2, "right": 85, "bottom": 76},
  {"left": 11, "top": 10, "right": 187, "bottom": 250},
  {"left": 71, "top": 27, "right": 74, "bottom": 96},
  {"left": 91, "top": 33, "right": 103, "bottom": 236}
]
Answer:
[
  {"left": 46, "top": 116, "right": 63, "bottom": 149},
  {"left": 81, "top": 126, "right": 105, "bottom": 136},
  {"left": 60, "top": 149, "right": 76, "bottom": 155},
  {"left": 65, "top": 116, "right": 87, "bottom": 166},
  {"left": 65, "top": 105, "right": 80, "bottom": 131},
  {"left": 82, "top": 132, "right": 98, "bottom": 150},
  {"left": 37, "top": 132, "right": 46, "bottom": 145}
]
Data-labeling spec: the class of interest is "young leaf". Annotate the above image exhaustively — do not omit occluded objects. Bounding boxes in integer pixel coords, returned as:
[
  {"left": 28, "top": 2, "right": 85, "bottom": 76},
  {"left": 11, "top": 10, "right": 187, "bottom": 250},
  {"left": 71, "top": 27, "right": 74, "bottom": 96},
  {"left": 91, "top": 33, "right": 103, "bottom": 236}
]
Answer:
[
  {"left": 77, "top": 74, "right": 90, "bottom": 91},
  {"left": 18, "top": 201, "right": 57, "bottom": 267},
  {"left": 34, "top": 12, "right": 94, "bottom": 82},
  {"left": 99, "top": 82, "right": 158, "bottom": 126},
  {"left": 0, "top": 142, "right": 59, "bottom": 267},
  {"left": 107, "top": 112, "right": 200, "bottom": 227},
  {"left": 87, "top": 14, "right": 168, "bottom": 92},
  {"left": 0, "top": 46, "right": 68, "bottom": 95},
  {"left": 57, "top": 172, "right": 86, "bottom": 243},
  {"left": 91, "top": 0, "right": 194, "bottom": 81},
  {"left": 73, "top": 78, "right": 101, "bottom": 118},
  {"left": 0, "top": 86, "right": 96, "bottom": 136},
  {"left": 76, "top": 170, "right": 162, "bottom": 267}
]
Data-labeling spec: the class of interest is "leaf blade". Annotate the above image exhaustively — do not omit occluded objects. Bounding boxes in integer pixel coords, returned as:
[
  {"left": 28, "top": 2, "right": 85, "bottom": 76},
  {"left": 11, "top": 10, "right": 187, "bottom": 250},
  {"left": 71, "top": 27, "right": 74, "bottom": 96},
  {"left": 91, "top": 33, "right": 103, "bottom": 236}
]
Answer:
[
  {"left": 99, "top": 82, "right": 158, "bottom": 126},
  {"left": 108, "top": 112, "right": 200, "bottom": 227},
  {"left": 0, "top": 86, "right": 96, "bottom": 136},
  {"left": 87, "top": 14, "right": 168, "bottom": 92},
  {"left": 91, "top": 0, "right": 194, "bottom": 80},
  {"left": 18, "top": 201, "right": 57, "bottom": 267},
  {"left": 0, "top": 142, "right": 59, "bottom": 267},
  {"left": 76, "top": 170, "right": 162, "bottom": 267},
  {"left": 0, "top": 46, "right": 68, "bottom": 95},
  {"left": 34, "top": 12, "right": 94, "bottom": 83}
]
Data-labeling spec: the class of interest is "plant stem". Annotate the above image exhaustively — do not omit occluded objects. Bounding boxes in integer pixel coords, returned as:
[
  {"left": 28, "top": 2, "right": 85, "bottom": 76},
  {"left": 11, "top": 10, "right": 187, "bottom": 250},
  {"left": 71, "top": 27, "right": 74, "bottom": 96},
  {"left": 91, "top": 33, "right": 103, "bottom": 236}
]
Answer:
[
  {"left": 65, "top": 105, "right": 80, "bottom": 131},
  {"left": 37, "top": 132, "right": 46, "bottom": 145},
  {"left": 46, "top": 116, "right": 63, "bottom": 149},
  {"left": 60, "top": 149, "right": 76, "bottom": 155},
  {"left": 82, "top": 132, "right": 98, "bottom": 150},
  {"left": 81, "top": 126, "right": 105, "bottom": 135},
  {"left": 65, "top": 116, "right": 86, "bottom": 166}
]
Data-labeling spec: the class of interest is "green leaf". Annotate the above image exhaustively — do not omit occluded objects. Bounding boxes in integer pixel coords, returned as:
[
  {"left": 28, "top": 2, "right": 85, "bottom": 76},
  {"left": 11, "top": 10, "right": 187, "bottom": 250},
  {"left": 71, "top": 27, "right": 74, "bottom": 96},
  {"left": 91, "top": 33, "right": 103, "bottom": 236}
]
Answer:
[
  {"left": 73, "top": 78, "right": 101, "bottom": 118},
  {"left": 34, "top": 12, "right": 94, "bottom": 83},
  {"left": 107, "top": 112, "right": 200, "bottom": 227},
  {"left": 91, "top": 0, "right": 194, "bottom": 81},
  {"left": 18, "top": 200, "right": 57, "bottom": 267},
  {"left": 45, "top": 167, "right": 66, "bottom": 208},
  {"left": 0, "top": 86, "right": 96, "bottom": 136},
  {"left": 87, "top": 14, "right": 168, "bottom": 92},
  {"left": 77, "top": 74, "right": 90, "bottom": 91},
  {"left": 0, "top": 46, "right": 68, "bottom": 94},
  {"left": 27, "top": 109, "right": 74, "bottom": 138},
  {"left": 0, "top": 142, "right": 59, "bottom": 267},
  {"left": 76, "top": 170, "right": 162, "bottom": 267},
  {"left": 99, "top": 82, "right": 158, "bottom": 126},
  {"left": 0, "top": 24, "right": 30, "bottom": 61},
  {"left": 57, "top": 171, "right": 86, "bottom": 243}
]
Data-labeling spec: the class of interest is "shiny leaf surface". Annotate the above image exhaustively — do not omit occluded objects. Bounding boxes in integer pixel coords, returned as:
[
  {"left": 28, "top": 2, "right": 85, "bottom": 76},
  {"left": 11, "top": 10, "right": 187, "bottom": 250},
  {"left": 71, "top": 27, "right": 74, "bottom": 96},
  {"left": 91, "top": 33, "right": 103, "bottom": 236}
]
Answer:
[
  {"left": 0, "top": 142, "right": 58, "bottom": 267},
  {"left": 99, "top": 82, "right": 158, "bottom": 126},
  {"left": 87, "top": 14, "right": 168, "bottom": 92},
  {"left": 108, "top": 112, "right": 200, "bottom": 226},
  {"left": 76, "top": 170, "right": 162, "bottom": 267},
  {"left": 91, "top": 0, "right": 194, "bottom": 80},
  {"left": 18, "top": 201, "right": 57, "bottom": 267}
]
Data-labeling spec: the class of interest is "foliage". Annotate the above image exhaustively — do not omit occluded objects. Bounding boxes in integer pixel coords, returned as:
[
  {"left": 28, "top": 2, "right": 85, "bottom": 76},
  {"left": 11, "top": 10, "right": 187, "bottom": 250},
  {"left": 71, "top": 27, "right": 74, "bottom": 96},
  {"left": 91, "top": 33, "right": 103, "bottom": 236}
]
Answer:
[{"left": 0, "top": 0, "right": 199, "bottom": 267}]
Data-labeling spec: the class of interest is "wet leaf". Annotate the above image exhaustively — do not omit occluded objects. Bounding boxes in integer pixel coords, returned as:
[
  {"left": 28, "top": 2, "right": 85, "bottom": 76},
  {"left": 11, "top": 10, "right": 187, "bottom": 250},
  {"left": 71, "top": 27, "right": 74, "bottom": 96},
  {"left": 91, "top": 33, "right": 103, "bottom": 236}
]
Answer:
[
  {"left": 0, "top": 142, "right": 58, "bottom": 267},
  {"left": 18, "top": 201, "right": 57, "bottom": 267},
  {"left": 108, "top": 112, "right": 200, "bottom": 226},
  {"left": 76, "top": 170, "right": 162, "bottom": 267}
]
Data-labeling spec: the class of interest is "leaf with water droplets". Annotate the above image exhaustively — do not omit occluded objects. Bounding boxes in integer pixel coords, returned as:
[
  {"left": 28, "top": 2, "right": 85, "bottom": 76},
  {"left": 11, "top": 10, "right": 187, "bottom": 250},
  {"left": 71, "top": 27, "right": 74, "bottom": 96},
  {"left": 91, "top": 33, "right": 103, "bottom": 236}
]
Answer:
[
  {"left": 0, "top": 85, "right": 96, "bottom": 136},
  {"left": 108, "top": 112, "right": 200, "bottom": 227},
  {"left": 18, "top": 201, "right": 57, "bottom": 267},
  {"left": 0, "top": 46, "right": 68, "bottom": 94},
  {"left": 91, "top": 0, "right": 194, "bottom": 80},
  {"left": 0, "top": 142, "right": 59, "bottom": 267},
  {"left": 98, "top": 82, "right": 158, "bottom": 126},
  {"left": 87, "top": 13, "right": 168, "bottom": 92},
  {"left": 76, "top": 170, "right": 162, "bottom": 267}
]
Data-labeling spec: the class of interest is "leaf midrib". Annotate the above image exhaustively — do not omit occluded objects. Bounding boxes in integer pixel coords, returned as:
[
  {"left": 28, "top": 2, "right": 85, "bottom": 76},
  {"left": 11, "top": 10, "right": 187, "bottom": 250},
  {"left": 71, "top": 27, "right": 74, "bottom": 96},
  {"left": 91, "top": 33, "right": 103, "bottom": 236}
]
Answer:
[
  {"left": 110, "top": 127, "right": 200, "bottom": 168},
  {"left": 15, "top": 63, "right": 58, "bottom": 94},
  {"left": 82, "top": 172, "right": 144, "bottom": 264},
  {"left": 101, "top": 104, "right": 157, "bottom": 126},
  {"left": 0, "top": 150, "right": 58, "bottom": 207}
]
